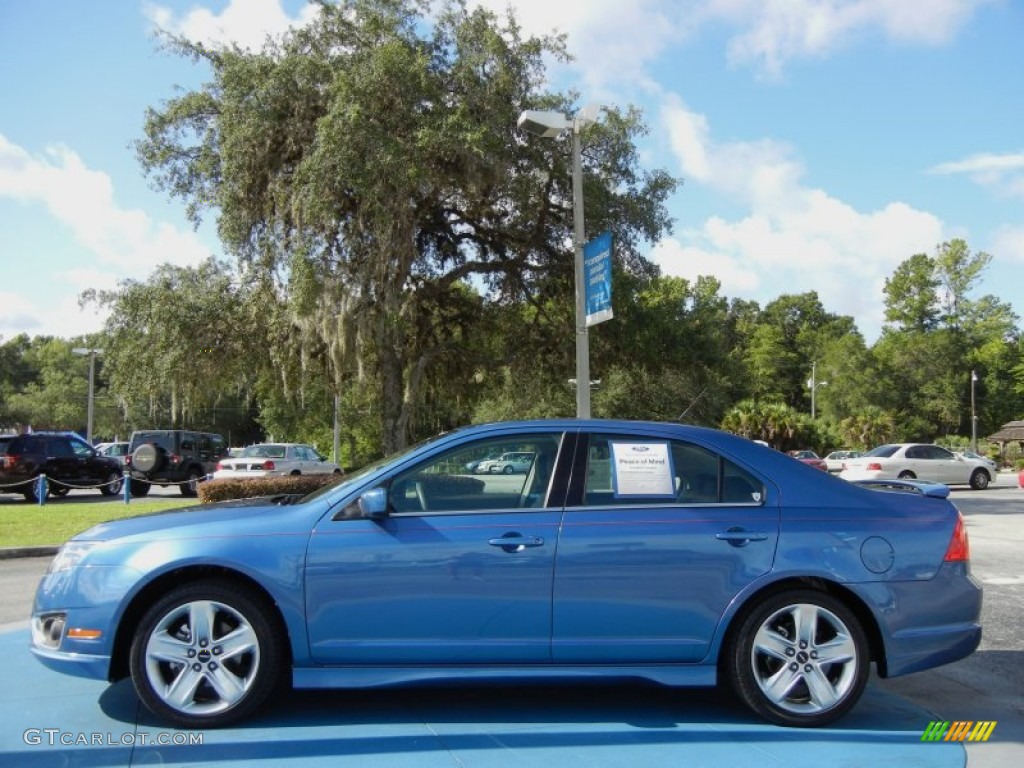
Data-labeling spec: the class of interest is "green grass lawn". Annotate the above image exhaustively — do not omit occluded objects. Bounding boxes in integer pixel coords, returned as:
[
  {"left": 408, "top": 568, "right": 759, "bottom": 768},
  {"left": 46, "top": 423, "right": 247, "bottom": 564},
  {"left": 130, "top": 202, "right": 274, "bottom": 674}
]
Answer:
[{"left": 0, "top": 498, "right": 200, "bottom": 548}]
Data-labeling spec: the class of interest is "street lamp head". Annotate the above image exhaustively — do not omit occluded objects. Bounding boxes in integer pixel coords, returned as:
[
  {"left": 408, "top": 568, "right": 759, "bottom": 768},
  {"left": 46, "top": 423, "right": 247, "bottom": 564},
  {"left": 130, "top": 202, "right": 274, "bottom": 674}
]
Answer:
[{"left": 517, "top": 110, "right": 571, "bottom": 138}]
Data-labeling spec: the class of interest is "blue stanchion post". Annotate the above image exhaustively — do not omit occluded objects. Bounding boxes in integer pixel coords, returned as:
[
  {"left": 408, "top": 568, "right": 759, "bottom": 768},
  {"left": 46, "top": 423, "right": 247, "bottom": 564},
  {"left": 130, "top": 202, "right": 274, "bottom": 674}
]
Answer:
[
  {"left": 37, "top": 474, "right": 47, "bottom": 507},
  {"left": 123, "top": 469, "right": 131, "bottom": 504}
]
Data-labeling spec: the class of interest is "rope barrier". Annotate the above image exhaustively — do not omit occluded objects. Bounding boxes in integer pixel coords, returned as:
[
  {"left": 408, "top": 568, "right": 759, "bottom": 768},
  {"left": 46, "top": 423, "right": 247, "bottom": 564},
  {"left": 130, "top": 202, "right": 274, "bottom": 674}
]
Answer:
[{"left": 2, "top": 470, "right": 212, "bottom": 505}]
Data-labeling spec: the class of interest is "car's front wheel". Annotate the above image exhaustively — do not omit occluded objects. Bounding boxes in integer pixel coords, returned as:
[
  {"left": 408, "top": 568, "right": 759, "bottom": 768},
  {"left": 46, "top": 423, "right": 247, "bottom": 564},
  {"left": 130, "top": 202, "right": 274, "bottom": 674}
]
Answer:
[
  {"left": 726, "top": 590, "right": 869, "bottom": 727},
  {"left": 180, "top": 469, "right": 203, "bottom": 497},
  {"left": 100, "top": 471, "right": 123, "bottom": 496},
  {"left": 129, "top": 580, "right": 286, "bottom": 728},
  {"left": 969, "top": 469, "right": 990, "bottom": 490}
]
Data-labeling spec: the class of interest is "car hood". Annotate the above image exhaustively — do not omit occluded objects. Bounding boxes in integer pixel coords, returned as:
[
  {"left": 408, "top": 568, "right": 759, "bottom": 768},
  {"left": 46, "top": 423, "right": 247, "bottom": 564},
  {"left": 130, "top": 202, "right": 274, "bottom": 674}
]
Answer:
[{"left": 73, "top": 494, "right": 316, "bottom": 543}]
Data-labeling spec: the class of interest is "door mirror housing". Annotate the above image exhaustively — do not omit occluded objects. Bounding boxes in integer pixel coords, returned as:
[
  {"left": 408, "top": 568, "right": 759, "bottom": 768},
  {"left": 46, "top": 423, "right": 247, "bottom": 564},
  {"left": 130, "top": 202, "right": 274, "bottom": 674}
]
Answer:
[{"left": 358, "top": 487, "right": 389, "bottom": 519}]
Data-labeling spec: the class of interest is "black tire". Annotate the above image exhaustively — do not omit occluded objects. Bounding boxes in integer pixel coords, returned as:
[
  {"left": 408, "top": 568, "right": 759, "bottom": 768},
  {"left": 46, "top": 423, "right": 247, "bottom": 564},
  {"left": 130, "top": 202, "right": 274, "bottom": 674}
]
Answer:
[
  {"left": 726, "top": 589, "right": 869, "bottom": 727},
  {"left": 503, "top": 465, "right": 514, "bottom": 474},
  {"left": 969, "top": 469, "right": 990, "bottom": 490},
  {"left": 131, "top": 444, "right": 165, "bottom": 474},
  {"left": 897, "top": 471, "right": 915, "bottom": 480},
  {"left": 180, "top": 469, "right": 203, "bottom": 497},
  {"left": 289, "top": 470, "right": 301, "bottom": 476},
  {"left": 100, "top": 471, "right": 123, "bottom": 497},
  {"left": 128, "top": 580, "right": 286, "bottom": 728},
  {"left": 129, "top": 479, "right": 151, "bottom": 497},
  {"left": 22, "top": 478, "right": 42, "bottom": 503}
]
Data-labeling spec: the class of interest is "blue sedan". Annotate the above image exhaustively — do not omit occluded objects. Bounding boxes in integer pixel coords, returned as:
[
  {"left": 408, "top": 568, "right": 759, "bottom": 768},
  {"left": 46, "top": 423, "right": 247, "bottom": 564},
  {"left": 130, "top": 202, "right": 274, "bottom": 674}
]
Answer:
[{"left": 30, "top": 420, "right": 981, "bottom": 729}]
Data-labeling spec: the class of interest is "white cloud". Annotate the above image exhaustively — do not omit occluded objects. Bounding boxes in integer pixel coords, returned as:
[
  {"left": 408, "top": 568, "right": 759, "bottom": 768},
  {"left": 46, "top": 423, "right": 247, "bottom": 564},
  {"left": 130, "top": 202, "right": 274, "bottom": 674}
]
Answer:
[
  {"left": 657, "top": 98, "right": 945, "bottom": 340},
  {"left": 991, "top": 225, "right": 1024, "bottom": 263},
  {"left": 930, "top": 151, "right": 1024, "bottom": 199},
  {"left": 144, "top": 0, "right": 321, "bottom": 50},
  {"left": 472, "top": 0, "right": 992, "bottom": 86},
  {"left": 702, "top": 0, "right": 995, "bottom": 77},
  {"left": 0, "top": 135, "right": 210, "bottom": 274},
  {"left": 0, "top": 133, "right": 212, "bottom": 338}
]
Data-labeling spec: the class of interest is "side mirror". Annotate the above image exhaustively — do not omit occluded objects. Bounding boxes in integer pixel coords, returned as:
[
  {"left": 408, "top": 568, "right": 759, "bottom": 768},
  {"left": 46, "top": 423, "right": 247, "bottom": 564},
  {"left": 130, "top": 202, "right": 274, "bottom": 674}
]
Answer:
[{"left": 357, "top": 487, "right": 389, "bottom": 519}]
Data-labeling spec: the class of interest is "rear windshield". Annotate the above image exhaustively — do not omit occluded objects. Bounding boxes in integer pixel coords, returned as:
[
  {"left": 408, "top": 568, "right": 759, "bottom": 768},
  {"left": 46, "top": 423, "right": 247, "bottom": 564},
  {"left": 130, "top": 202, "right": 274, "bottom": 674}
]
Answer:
[{"left": 864, "top": 445, "right": 899, "bottom": 458}]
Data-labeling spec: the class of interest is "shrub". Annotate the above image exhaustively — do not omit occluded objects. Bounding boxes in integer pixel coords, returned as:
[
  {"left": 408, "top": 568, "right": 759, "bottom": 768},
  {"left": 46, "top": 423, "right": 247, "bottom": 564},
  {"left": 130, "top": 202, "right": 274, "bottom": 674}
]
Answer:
[{"left": 199, "top": 473, "right": 344, "bottom": 504}]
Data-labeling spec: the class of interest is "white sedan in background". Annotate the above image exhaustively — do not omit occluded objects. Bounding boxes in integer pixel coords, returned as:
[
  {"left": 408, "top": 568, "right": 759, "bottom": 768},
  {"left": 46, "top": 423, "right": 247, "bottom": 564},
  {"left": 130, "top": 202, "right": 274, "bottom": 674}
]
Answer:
[
  {"left": 213, "top": 443, "right": 342, "bottom": 479},
  {"left": 840, "top": 443, "right": 992, "bottom": 490}
]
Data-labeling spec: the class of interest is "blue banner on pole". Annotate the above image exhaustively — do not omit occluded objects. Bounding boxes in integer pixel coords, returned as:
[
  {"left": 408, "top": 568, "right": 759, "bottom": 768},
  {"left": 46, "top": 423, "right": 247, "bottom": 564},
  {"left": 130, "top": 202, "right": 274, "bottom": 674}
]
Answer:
[{"left": 584, "top": 231, "right": 613, "bottom": 327}]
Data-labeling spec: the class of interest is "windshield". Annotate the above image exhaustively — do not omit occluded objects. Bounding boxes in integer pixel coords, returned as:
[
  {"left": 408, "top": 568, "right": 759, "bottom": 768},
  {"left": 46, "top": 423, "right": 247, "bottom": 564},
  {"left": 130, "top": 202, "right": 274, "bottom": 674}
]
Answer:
[
  {"left": 297, "top": 429, "right": 461, "bottom": 504},
  {"left": 242, "top": 444, "right": 287, "bottom": 459}
]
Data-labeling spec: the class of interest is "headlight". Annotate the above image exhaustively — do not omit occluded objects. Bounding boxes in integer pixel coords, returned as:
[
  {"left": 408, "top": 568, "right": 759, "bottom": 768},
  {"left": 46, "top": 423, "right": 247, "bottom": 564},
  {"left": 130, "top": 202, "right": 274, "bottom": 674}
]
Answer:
[{"left": 48, "top": 541, "right": 99, "bottom": 573}]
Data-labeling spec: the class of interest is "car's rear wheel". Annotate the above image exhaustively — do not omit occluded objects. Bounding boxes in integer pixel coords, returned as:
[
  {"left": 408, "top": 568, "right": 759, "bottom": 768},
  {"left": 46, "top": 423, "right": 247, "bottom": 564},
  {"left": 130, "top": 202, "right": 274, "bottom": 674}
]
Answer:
[
  {"left": 897, "top": 471, "right": 915, "bottom": 480},
  {"left": 129, "top": 479, "right": 151, "bottom": 497},
  {"left": 129, "top": 580, "right": 286, "bottom": 728},
  {"left": 22, "top": 477, "right": 43, "bottom": 503},
  {"left": 726, "top": 590, "right": 869, "bottom": 727},
  {"left": 180, "top": 469, "right": 203, "bottom": 497},
  {"left": 969, "top": 469, "right": 990, "bottom": 490},
  {"left": 503, "top": 465, "right": 514, "bottom": 474}
]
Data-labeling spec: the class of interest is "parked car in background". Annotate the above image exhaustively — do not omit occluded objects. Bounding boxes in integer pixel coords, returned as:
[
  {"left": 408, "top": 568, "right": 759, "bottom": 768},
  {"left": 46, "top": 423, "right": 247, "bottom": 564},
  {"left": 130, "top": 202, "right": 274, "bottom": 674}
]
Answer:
[
  {"left": 94, "top": 441, "right": 130, "bottom": 465},
  {"left": 786, "top": 449, "right": 827, "bottom": 471},
  {"left": 475, "top": 450, "right": 535, "bottom": 474},
  {"left": 126, "top": 430, "right": 228, "bottom": 497},
  {"left": 823, "top": 450, "right": 863, "bottom": 473},
  {"left": 213, "top": 443, "right": 342, "bottom": 479},
  {"left": 0, "top": 431, "right": 123, "bottom": 501},
  {"left": 31, "top": 420, "right": 980, "bottom": 730},
  {"left": 840, "top": 443, "right": 993, "bottom": 489}
]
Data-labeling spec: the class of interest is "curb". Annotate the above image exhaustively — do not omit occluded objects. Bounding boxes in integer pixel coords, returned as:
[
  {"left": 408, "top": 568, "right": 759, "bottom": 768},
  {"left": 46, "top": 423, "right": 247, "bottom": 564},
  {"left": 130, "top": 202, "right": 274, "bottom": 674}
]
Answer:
[{"left": 0, "top": 546, "right": 59, "bottom": 560}]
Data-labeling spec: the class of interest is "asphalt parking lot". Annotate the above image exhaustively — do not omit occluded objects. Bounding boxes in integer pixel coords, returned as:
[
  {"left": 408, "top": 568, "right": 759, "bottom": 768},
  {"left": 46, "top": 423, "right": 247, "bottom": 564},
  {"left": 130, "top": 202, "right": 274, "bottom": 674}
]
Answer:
[{"left": 1, "top": 475, "right": 1020, "bottom": 767}]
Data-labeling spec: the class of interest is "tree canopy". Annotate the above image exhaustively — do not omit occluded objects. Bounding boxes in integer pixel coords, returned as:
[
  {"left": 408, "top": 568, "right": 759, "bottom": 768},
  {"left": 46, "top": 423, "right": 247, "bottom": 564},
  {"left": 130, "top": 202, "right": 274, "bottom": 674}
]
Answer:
[{"left": 135, "top": 0, "right": 677, "bottom": 450}]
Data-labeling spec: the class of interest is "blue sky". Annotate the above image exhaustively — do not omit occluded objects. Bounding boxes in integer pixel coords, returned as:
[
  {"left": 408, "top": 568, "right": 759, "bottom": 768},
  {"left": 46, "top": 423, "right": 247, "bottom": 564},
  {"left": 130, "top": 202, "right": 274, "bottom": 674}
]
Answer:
[{"left": 2, "top": 0, "right": 1023, "bottom": 344}]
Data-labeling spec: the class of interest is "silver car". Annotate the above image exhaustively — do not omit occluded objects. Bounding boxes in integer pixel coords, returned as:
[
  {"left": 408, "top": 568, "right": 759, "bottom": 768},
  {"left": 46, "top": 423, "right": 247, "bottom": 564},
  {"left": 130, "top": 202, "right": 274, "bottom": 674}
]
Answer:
[{"left": 840, "top": 443, "right": 992, "bottom": 489}]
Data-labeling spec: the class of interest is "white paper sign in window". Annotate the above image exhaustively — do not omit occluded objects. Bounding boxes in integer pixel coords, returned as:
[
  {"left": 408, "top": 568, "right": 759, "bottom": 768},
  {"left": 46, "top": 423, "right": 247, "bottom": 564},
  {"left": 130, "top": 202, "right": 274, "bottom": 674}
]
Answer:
[{"left": 611, "top": 442, "right": 675, "bottom": 497}]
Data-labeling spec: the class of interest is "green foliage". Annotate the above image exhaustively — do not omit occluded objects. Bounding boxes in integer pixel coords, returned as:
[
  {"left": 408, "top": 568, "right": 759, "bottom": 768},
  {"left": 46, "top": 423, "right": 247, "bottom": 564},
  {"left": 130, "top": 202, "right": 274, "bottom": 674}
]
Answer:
[
  {"left": 134, "top": 0, "right": 677, "bottom": 451},
  {"left": 198, "top": 474, "right": 343, "bottom": 504}
]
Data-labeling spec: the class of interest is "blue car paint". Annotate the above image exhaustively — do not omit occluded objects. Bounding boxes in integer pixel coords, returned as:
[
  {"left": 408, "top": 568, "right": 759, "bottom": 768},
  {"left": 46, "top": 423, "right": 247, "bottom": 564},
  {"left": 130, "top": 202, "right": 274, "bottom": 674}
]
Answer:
[{"left": 30, "top": 419, "right": 981, "bottom": 717}]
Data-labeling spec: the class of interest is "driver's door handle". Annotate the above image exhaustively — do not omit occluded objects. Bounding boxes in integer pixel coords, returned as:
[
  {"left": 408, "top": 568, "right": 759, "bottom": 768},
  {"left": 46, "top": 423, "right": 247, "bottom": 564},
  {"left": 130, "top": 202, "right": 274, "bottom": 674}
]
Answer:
[{"left": 488, "top": 534, "right": 545, "bottom": 552}]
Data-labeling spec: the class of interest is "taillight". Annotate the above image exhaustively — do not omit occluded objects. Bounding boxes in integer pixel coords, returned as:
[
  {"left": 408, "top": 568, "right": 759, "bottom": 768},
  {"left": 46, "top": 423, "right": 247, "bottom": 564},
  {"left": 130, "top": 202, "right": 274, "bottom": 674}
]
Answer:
[
  {"left": 125, "top": 455, "right": 132, "bottom": 466},
  {"left": 215, "top": 461, "right": 225, "bottom": 471},
  {"left": 169, "top": 453, "right": 181, "bottom": 465},
  {"left": 262, "top": 460, "right": 275, "bottom": 470},
  {"left": 944, "top": 513, "right": 970, "bottom": 562},
  {"left": 867, "top": 462, "right": 883, "bottom": 471}
]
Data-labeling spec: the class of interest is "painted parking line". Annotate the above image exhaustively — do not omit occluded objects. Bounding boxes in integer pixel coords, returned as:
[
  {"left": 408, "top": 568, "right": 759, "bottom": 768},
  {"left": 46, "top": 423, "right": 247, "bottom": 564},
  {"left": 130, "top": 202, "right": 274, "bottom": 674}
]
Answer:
[{"left": 0, "top": 628, "right": 964, "bottom": 768}]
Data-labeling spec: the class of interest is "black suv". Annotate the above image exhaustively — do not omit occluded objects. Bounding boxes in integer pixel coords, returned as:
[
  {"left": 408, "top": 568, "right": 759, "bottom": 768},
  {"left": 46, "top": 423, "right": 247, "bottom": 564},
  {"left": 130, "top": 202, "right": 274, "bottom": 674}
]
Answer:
[
  {"left": 0, "top": 432, "right": 124, "bottom": 502},
  {"left": 126, "top": 430, "right": 228, "bottom": 497}
]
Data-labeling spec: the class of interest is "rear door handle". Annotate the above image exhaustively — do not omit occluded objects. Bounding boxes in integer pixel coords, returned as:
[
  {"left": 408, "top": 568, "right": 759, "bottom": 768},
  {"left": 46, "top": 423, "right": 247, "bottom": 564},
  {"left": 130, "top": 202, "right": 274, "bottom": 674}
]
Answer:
[
  {"left": 488, "top": 533, "right": 545, "bottom": 552},
  {"left": 715, "top": 528, "right": 769, "bottom": 547}
]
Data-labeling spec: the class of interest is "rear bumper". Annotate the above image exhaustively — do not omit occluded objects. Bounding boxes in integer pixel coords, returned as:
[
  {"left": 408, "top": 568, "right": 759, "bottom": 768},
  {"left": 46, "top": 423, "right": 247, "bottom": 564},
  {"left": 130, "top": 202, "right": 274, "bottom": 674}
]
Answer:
[{"left": 866, "top": 563, "right": 983, "bottom": 678}]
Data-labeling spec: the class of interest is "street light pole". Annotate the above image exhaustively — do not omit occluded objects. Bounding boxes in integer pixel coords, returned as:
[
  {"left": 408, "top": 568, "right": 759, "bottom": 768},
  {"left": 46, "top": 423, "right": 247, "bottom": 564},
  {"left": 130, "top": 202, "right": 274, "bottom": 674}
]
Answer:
[
  {"left": 518, "top": 107, "right": 599, "bottom": 418},
  {"left": 808, "top": 361, "right": 828, "bottom": 420},
  {"left": 971, "top": 370, "right": 978, "bottom": 453},
  {"left": 570, "top": 123, "right": 590, "bottom": 419},
  {"left": 72, "top": 347, "right": 100, "bottom": 444}
]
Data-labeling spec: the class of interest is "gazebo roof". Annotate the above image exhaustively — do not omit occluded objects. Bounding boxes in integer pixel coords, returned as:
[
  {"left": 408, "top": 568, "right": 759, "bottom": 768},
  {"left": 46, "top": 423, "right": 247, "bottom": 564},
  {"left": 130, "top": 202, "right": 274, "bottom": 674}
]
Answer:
[{"left": 987, "top": 420, "right": 1024, "bottom": 442}]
